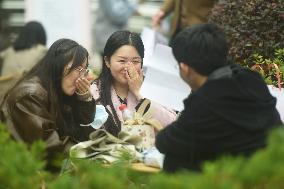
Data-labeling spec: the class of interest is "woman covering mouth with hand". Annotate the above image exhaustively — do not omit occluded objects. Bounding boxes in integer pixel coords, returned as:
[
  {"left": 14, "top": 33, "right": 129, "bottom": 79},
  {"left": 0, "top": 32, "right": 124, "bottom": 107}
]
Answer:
[
  {"left": 0, "top": 38, "right": 96, "bottom": 170},
  {"left": 90, "top": 30, "right": 177, "bottom": 137}
]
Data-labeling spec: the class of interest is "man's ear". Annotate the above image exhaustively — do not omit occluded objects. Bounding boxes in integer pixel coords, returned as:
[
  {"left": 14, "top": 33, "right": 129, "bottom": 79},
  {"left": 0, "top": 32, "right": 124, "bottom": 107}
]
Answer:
[
  {"left": 104, "top": 56, "right": 110, "bottom": 68},
  {"left": 179, "top": 62, "right": 190, "bottom": 76}
]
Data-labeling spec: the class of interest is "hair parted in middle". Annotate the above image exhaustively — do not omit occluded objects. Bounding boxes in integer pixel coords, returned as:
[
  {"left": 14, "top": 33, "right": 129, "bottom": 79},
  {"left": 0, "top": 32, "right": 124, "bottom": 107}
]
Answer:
[{"left": 97, "top": 30, "right": 144, "bottom": 136}]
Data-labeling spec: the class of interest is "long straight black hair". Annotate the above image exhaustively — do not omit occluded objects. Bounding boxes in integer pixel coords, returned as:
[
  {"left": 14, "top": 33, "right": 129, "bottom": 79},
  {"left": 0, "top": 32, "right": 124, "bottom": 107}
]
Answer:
[
  {"left": 13, "top": 21, "right": 46, "bottom": 51},
  {"left": 97, "top": 30, "right": 144, "bottom": 136},
  {"left": 6, "top": 38, "right": 89, "bottom": 136}
]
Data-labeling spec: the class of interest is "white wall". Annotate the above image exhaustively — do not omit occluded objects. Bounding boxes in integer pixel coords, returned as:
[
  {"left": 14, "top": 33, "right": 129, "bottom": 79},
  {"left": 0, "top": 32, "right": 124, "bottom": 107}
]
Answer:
[{"left": 25, "top": 0, "right": 92, "bottom": 52}]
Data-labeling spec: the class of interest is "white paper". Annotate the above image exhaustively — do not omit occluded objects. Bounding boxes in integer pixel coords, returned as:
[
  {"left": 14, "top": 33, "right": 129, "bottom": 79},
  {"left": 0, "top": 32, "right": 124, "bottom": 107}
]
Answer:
[
  {"left": 140, "top": 27, "right": 156, "bottom": 63},
  {"left": 268, "top": 86, "right": 284, "bottom": 122},
  {"left": 141, "top": 27, "right": 168, "bottom": 63},
  {"left": 141, "top": 43, "right": 191, "bottom": 111}
]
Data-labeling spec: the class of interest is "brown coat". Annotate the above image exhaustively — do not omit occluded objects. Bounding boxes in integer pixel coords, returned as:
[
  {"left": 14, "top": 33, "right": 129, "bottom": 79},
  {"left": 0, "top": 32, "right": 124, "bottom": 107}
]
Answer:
[
  {"left": 161, "top": 0, "right": 217, "bottom": 36},
  {"left": 0, "top": 74, "right": 21, "bottom": 102},
  {"left": 0, "top": 77, "right": 96, "bottom": 159}
]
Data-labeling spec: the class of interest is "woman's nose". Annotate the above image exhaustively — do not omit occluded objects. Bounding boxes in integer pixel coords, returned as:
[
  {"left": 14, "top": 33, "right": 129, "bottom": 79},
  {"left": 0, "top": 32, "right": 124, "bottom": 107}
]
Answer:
[
  {"left": 124, "top": 62, "right": 132, "bottom": 68},
  {"left": 126, "top": 60, "right": 133, "bottom": 65}
]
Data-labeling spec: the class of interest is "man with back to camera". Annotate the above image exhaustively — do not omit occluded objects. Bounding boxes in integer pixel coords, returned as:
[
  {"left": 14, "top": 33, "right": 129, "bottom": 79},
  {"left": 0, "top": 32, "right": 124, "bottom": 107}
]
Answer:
[{"left": 155, "top": 23, "right": 283, "bottom": 173}]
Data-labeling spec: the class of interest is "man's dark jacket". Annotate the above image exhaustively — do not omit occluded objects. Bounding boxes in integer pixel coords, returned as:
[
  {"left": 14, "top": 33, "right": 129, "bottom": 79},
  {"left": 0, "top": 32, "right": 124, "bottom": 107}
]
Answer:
[{"left": 156, "top": 64, "right": 283, "bottom": 173}]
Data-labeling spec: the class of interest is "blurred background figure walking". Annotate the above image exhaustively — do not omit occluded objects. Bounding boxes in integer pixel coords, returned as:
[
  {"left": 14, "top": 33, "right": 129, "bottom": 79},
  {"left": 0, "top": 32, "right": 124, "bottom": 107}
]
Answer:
[
  {"left": 94, "top": 0, "right": 142, "bottom": 63},
  {"left": 0, "top": 21, "right": 47, "bottom": 101},
  {"left": 152, "top": 0, "right": 218, "bottom": 43},
  {"left": 0, "top": 21, "right": 47, "bottom": 76}
]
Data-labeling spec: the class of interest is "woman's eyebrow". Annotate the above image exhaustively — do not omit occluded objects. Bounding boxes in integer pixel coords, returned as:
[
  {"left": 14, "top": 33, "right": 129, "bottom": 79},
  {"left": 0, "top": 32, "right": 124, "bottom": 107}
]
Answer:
[
  {"left": 132, "top": 57, "right": 141, "bottom": 60},
  {"left": 117, "top": 55, "right": 141, "bottom": 59},
  {"left": 117, "top": 55, "right": 127, "bottom": 59}
]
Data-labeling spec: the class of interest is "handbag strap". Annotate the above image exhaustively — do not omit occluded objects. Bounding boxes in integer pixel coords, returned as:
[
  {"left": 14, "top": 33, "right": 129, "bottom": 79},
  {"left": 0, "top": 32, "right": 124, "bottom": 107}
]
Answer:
[
  {"left": 90, "top": 129, "right": 125, "bottom": 144},
  {"left": 136, "top": 98, "right": 151, "bottom": 116}
]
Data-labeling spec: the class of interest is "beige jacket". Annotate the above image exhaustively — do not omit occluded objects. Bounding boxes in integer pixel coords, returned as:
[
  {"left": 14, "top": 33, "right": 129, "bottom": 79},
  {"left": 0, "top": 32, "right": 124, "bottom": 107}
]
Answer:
[{"left": 0, "top": 44, "right": 47, "bottom": 76}]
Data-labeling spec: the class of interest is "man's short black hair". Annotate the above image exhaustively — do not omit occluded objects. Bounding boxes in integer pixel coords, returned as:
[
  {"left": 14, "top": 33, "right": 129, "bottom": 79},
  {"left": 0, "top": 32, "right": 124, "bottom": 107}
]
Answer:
[{"left": 172, "top": 23, "right": 229, "bottom": 76}]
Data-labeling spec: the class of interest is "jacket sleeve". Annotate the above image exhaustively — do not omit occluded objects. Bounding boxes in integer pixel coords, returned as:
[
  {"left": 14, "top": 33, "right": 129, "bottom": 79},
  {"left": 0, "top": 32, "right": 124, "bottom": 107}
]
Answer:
[
  {"left": 9, "top": 94, "right": 64, "bottom": 152},
  {"left": 155, "top": 94, "right": 230, "bottom": 158},
  {"left": 74, "top": 98, "right": 96, "bottom": 125},
  {"left": 155, "top": 108, "right": 194, "bottom": 156},
  {"left": 155, "top": 95, "right": 207, "bottom": 156},
  {"left": 160, "top": 0, "right": 175, "bottom": 16},
  {"left": 100, "top": 0, "right": 136, "bottom": 26}
]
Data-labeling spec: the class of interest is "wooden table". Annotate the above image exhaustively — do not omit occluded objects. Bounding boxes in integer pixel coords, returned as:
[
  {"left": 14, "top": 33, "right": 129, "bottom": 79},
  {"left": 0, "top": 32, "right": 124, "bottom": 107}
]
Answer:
[{"left": 131, "top": 163, "right": 160, "bottom": 173}]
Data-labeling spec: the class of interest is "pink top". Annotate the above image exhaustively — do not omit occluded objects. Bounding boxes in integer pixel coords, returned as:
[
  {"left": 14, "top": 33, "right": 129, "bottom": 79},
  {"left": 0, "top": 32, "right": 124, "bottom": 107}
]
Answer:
[{"left": 90, "top": 82, "right": 177, "bottom": 128}]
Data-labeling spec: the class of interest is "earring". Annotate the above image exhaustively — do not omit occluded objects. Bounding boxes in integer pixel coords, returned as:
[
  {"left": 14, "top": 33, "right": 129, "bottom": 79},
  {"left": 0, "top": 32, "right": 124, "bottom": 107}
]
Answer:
[{"left": 105, "top": 60, "right": 110, "bottom": 68}]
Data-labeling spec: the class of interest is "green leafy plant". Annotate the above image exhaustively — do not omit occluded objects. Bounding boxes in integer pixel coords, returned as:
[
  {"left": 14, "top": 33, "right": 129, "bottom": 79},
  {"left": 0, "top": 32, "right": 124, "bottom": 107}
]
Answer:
[
  {"left": 209, "top": 0, "right": 284, "bottom": 66},
  {"left": 249, "top": 48, "right": 284, "bottom": 88},
  {"left": 1, "top": 122, "right": 284, "bottom": 189},
  {"left": 0, "top": 123, "right": 49, "bottom": 189}
]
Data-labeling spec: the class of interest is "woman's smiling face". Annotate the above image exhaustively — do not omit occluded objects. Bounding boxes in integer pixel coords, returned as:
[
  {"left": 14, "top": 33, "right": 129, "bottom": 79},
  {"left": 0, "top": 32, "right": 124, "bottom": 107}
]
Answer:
[{"left": 105, "top": 45, "right": 142, "bottom": 86}]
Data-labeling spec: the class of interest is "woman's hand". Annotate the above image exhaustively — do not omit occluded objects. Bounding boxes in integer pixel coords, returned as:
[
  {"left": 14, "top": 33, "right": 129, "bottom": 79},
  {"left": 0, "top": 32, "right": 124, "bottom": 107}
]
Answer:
[
  {"left": 75, "top": 77, "right": 91, "bottom": 94},
  {"left": 152, "top": 9, "right": 165, "bottom": 28},
  {"left": 125, "top": 66, "right": 143, "bottom": 100},
  {"left": 75, "top": 76, "right": 93, "bottom": 101}
]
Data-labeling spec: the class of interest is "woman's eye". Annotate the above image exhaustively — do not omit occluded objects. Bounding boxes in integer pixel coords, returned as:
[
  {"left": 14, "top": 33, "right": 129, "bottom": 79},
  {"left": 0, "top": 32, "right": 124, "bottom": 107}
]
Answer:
[{"left": 76, "top": 67, "right": 83, "bottom": 71}]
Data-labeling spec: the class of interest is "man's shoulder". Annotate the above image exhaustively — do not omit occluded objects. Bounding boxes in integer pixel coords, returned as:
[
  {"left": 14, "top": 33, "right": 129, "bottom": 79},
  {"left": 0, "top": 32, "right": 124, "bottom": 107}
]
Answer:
[
  {"left": 183, "top": 92, "right": 208, "bottom": 112},
  {"left": 200, "top": 66, "right": 267, "bottom": 95}
]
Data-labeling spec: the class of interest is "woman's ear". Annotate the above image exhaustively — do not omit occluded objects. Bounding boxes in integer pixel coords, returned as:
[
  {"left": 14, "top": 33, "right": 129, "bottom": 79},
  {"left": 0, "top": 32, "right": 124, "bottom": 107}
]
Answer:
[{"left": 104, "top": 56, "right": 110, "bottom": 68}]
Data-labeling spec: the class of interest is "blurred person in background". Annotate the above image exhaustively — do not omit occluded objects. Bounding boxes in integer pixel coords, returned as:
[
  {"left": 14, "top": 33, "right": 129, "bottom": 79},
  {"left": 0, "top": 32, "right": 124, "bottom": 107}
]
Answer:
[
  {"left": 0, "top": 39, "right": 96, "bottom": 171},
  {"left": 0, "top": 0, "right": 11, "bottom": 52},
  {"left": 0, "top": 21, "right": 47, "bottom": 76},
  {"left": 0, "top": 21, "right": 47, "bottom": 100},
  {"left": 94, "top": 0, "right": 142, "bottom": 63},
  {"left": 152, "top": 0, "right": 218, "bottom": 43}
]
